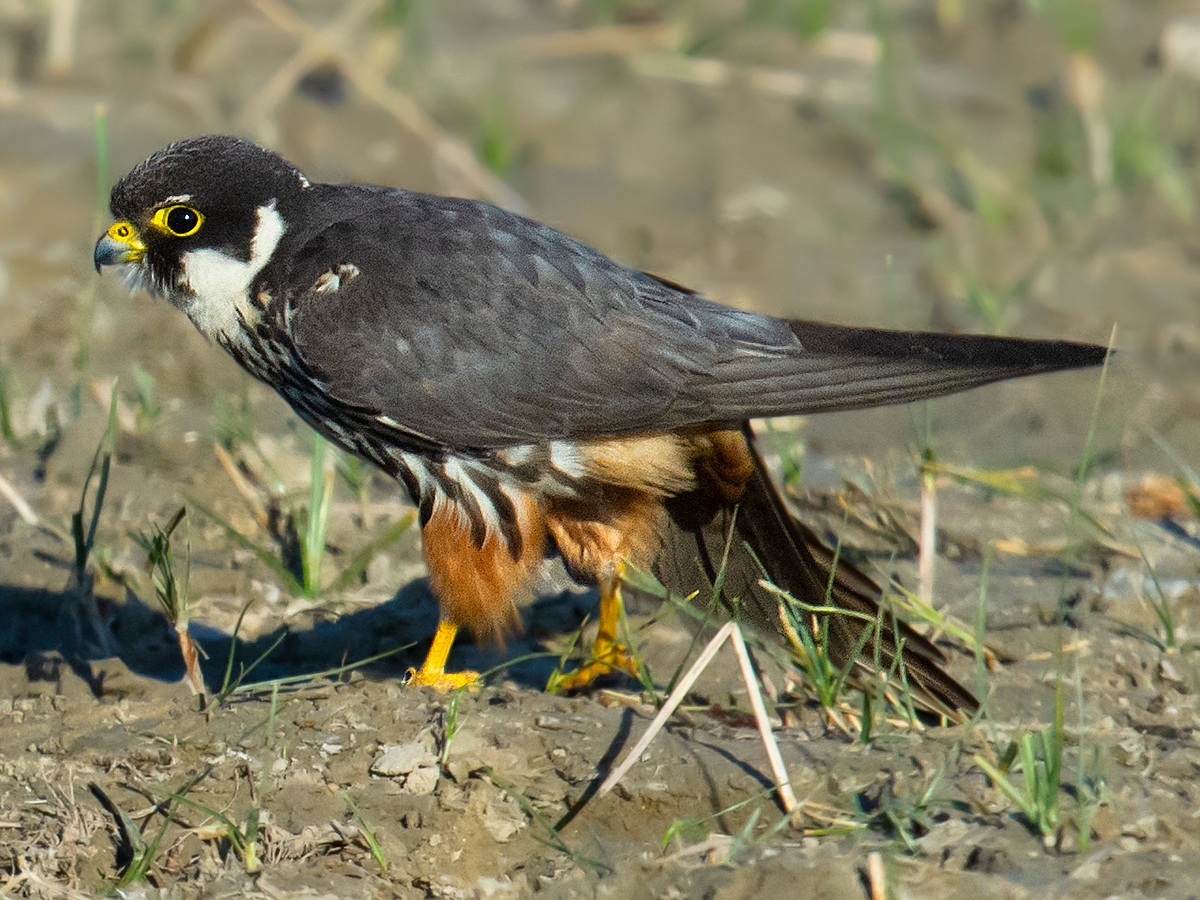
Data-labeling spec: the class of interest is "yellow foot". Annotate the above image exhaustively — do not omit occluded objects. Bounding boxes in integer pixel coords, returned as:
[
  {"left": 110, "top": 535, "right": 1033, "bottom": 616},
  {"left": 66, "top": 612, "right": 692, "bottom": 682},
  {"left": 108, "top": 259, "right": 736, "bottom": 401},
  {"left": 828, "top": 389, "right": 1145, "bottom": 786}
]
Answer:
[
  {"left": 549, "top": 641, "right": 643, "bottom": 693},
  {"left": 404, "top": 619, "right": 477, "bottom": 692},
  {"left": 404, "top": 666, "right": 479, "bottom": 692}
]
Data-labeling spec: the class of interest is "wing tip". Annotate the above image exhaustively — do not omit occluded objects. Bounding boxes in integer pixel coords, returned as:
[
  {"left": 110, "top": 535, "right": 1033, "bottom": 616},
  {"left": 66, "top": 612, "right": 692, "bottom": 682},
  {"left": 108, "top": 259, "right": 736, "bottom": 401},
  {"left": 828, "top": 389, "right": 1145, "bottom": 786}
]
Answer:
[{"left": 787, "top": 319, "right": 1110, "bottom": 376}]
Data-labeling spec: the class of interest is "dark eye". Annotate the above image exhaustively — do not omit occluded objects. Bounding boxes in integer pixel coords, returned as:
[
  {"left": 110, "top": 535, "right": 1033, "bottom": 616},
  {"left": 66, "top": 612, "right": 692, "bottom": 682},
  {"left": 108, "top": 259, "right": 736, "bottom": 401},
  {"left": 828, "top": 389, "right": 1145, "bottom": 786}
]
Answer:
[
  {"left": 156, "top": 204, "right": 204, "bottom": 237},
  {"left": 166, "top": 206, "right": 199, "bottom": 236}
]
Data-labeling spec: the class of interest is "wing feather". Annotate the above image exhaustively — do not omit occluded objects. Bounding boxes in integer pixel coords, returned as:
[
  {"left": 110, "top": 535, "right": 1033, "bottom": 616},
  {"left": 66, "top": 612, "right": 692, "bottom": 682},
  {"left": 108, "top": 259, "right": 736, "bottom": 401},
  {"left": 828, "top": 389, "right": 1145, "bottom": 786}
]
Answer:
[{"left": 276, "top": 187, "right": 1105, "bottom": 450}]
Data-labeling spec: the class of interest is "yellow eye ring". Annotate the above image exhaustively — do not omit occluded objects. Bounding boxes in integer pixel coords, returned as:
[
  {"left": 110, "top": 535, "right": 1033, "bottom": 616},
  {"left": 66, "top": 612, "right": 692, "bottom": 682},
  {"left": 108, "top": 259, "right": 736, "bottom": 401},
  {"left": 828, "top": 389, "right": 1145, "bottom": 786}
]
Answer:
[{"left": 151, "top": 204, "right": 204, "bottom": 238}]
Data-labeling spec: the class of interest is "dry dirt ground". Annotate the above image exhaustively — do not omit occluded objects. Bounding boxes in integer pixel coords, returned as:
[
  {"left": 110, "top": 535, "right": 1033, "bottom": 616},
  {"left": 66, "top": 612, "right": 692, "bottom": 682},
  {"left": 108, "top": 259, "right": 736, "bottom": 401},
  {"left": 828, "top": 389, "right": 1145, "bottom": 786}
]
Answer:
[{"left": 2, "top": 1, "right": 1200, "bottom": 898}]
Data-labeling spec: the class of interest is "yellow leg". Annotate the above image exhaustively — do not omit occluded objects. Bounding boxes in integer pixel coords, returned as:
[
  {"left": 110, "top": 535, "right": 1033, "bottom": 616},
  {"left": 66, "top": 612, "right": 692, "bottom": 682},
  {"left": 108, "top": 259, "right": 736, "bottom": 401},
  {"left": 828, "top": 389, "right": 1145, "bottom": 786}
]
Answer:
[
  {"left": 550, "top": 564, "right": 644, "bottom": 692},
  {"left": 405, "top": 620, "right": 479, "bottom": 692}
]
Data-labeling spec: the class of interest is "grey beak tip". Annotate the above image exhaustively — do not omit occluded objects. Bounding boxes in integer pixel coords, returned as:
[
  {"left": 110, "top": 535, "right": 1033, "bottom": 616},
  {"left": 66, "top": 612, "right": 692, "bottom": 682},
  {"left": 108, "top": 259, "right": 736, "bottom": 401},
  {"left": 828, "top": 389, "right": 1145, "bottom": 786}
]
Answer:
[{"left": 94, "top": 234, "right": 115, "bottom": 273}]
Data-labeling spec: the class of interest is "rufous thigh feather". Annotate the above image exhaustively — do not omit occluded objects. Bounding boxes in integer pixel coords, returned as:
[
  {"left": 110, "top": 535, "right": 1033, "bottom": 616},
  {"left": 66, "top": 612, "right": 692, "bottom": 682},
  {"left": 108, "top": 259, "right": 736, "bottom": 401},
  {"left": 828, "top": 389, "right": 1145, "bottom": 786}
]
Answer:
[
  {"left": 422, "top": 492, "right": 546, "bottom": 642},
  {"left": 545, "top": 486, "right": 667, "bottom": 583},
  {"left": 544, "top": 430, "right": 754, "bottom": 583}
]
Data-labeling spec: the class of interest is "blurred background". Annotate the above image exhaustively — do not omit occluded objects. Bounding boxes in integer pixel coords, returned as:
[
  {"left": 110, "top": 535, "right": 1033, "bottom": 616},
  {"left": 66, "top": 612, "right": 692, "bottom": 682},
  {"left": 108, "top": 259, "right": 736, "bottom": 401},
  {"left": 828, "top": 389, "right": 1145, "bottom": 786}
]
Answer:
[
  {"left": 2, "top": 8, "right": 1199, "bottom": 891},
  {"left": 1, "top": 0, "right": 1198, "bottom": 601}
]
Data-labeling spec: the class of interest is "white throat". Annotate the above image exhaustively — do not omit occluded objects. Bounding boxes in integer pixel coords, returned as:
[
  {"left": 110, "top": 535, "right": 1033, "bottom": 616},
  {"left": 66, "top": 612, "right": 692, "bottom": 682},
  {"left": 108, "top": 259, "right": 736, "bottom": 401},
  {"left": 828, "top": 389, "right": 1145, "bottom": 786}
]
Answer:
[{"left": 178, "top": 202, "right": 285, "bottom": 341}]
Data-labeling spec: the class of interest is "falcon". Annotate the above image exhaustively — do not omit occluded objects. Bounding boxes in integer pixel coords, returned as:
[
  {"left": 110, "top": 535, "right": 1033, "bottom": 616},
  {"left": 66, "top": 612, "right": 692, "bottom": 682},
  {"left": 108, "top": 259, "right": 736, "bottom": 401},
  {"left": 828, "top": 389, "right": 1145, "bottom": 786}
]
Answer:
[{"left": 95, "top": 135, "right": 1106, "bottom": 715}]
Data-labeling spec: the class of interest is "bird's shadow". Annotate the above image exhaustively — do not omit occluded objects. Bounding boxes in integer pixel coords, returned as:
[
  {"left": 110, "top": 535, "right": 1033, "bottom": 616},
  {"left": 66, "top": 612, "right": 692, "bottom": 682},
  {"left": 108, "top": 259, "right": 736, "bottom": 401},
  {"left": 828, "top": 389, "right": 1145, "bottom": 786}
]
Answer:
[{"left": 0, "top": 577, "right": 602, "bottom": 696}]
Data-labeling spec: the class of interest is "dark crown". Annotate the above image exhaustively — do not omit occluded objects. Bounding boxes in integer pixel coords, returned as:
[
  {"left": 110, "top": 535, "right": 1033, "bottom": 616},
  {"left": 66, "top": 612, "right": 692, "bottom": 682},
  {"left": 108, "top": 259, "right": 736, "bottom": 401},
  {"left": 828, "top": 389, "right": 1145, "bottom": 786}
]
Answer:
[{"left": 110, "top": 135, "right": 307, "bottom": 222}]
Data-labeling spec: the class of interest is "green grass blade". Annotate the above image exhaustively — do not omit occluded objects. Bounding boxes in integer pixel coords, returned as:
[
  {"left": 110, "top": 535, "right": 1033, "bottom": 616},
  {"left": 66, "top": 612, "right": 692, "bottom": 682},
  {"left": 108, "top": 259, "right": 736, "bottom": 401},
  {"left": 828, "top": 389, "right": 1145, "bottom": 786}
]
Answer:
[
  {"left": 0, "top": 367, "right": 16, "bottom": 446},
  {"left": 72, "top": 384, "right": 119, "bottom": 579},
  {"left": 973, "top": 754, "right": 1037, "bottom": 822},
  {"left": 302, "top": 432, "right": 335, "bottom": 594},
  {"left": 326, "top": 511, "right": 416, "bottom": 594}
]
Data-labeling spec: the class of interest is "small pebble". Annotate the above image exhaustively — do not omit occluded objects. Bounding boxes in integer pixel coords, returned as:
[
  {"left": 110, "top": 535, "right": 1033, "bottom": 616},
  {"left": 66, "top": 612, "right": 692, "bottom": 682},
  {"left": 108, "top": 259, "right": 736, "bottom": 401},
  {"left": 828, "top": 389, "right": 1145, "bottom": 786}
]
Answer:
[{"left": 371, "top": 742, "right": 436, "bottom": 776}]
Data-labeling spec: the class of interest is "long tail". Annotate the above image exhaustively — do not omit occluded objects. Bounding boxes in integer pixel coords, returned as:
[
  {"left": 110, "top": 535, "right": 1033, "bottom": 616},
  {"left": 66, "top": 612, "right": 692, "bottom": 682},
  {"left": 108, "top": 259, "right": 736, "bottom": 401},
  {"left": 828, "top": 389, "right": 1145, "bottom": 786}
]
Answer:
[
  {"left": 698, "top": 320, "right": 1109, "bottom": 421},
  {"left": 653, "top": 425, "right": 978, "bottom": 720}
]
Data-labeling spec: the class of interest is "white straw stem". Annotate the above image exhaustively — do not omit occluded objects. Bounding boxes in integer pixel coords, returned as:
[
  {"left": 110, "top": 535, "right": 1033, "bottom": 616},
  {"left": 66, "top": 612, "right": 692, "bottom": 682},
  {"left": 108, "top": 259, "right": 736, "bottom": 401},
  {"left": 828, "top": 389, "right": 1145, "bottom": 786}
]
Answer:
[
  {"left": 599, "top": 622, "right": 735, "bottom": 797},
  {"left": 729, "top": 624, "right": 798, "bottom": 813}
]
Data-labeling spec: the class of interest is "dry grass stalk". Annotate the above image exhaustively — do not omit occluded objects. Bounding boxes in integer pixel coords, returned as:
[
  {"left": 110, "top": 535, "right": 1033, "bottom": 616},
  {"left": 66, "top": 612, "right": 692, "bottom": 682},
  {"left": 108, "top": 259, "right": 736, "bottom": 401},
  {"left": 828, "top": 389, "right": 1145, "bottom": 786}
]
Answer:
[
  {"left": 214, "top": 442, "right": 270, "bottom": 531},
  {"left": 918, "top": 464, "right": 937, "bottom": 609},
  {"left": 866, "top": 851, "right": 887, "bottom": 900},
  {"left": 249, "top": 0, "right": 526, "bottom": 212},
  {"left": 237, "top": 0, "right": 383, "bottom": 137},
  {"left": 0, "top": 470, "right": 38, "bottom": 526},
  {"left": 1068, "top": 53, "right": 1111, "bottom": 188},
  {"left": 44, "top": 0, "right": 79, "bottom": 76},
  {"left": 508, "top": 23, "right": 676, "bottom": 60}
]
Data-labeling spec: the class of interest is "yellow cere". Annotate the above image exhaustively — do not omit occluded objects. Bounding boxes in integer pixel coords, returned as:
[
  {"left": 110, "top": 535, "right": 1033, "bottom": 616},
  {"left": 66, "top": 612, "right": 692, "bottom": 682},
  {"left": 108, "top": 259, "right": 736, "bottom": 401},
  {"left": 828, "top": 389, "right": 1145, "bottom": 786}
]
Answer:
[
  {"left": 107, "top": 221, "right": 143, "bottom": 247},
  {"left": 151, "top": 204, "right": 204, "bottom": 238}
]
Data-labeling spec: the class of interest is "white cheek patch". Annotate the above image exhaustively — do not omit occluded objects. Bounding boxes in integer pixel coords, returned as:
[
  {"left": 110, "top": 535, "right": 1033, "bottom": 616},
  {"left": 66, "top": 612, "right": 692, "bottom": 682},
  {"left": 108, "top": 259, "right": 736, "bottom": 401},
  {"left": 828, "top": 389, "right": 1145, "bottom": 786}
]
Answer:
[{"left": 180, "top": 202, "right": 285, "bottom": 341}]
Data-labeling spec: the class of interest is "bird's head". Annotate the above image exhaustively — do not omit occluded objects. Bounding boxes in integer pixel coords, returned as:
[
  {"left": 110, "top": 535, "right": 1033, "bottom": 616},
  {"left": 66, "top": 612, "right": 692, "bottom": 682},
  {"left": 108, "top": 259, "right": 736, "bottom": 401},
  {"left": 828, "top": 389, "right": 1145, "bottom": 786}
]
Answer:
[{"left": 94, "top": 135, "right": 309, "bottom": 332}]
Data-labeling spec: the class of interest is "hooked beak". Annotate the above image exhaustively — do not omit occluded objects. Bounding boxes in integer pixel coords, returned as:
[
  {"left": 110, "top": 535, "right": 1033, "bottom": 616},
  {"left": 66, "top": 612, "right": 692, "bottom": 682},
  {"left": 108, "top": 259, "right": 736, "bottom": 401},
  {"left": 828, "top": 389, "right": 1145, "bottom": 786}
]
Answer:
[{"left": 94, "top": 221, "right": 145, "bottom": 273}]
